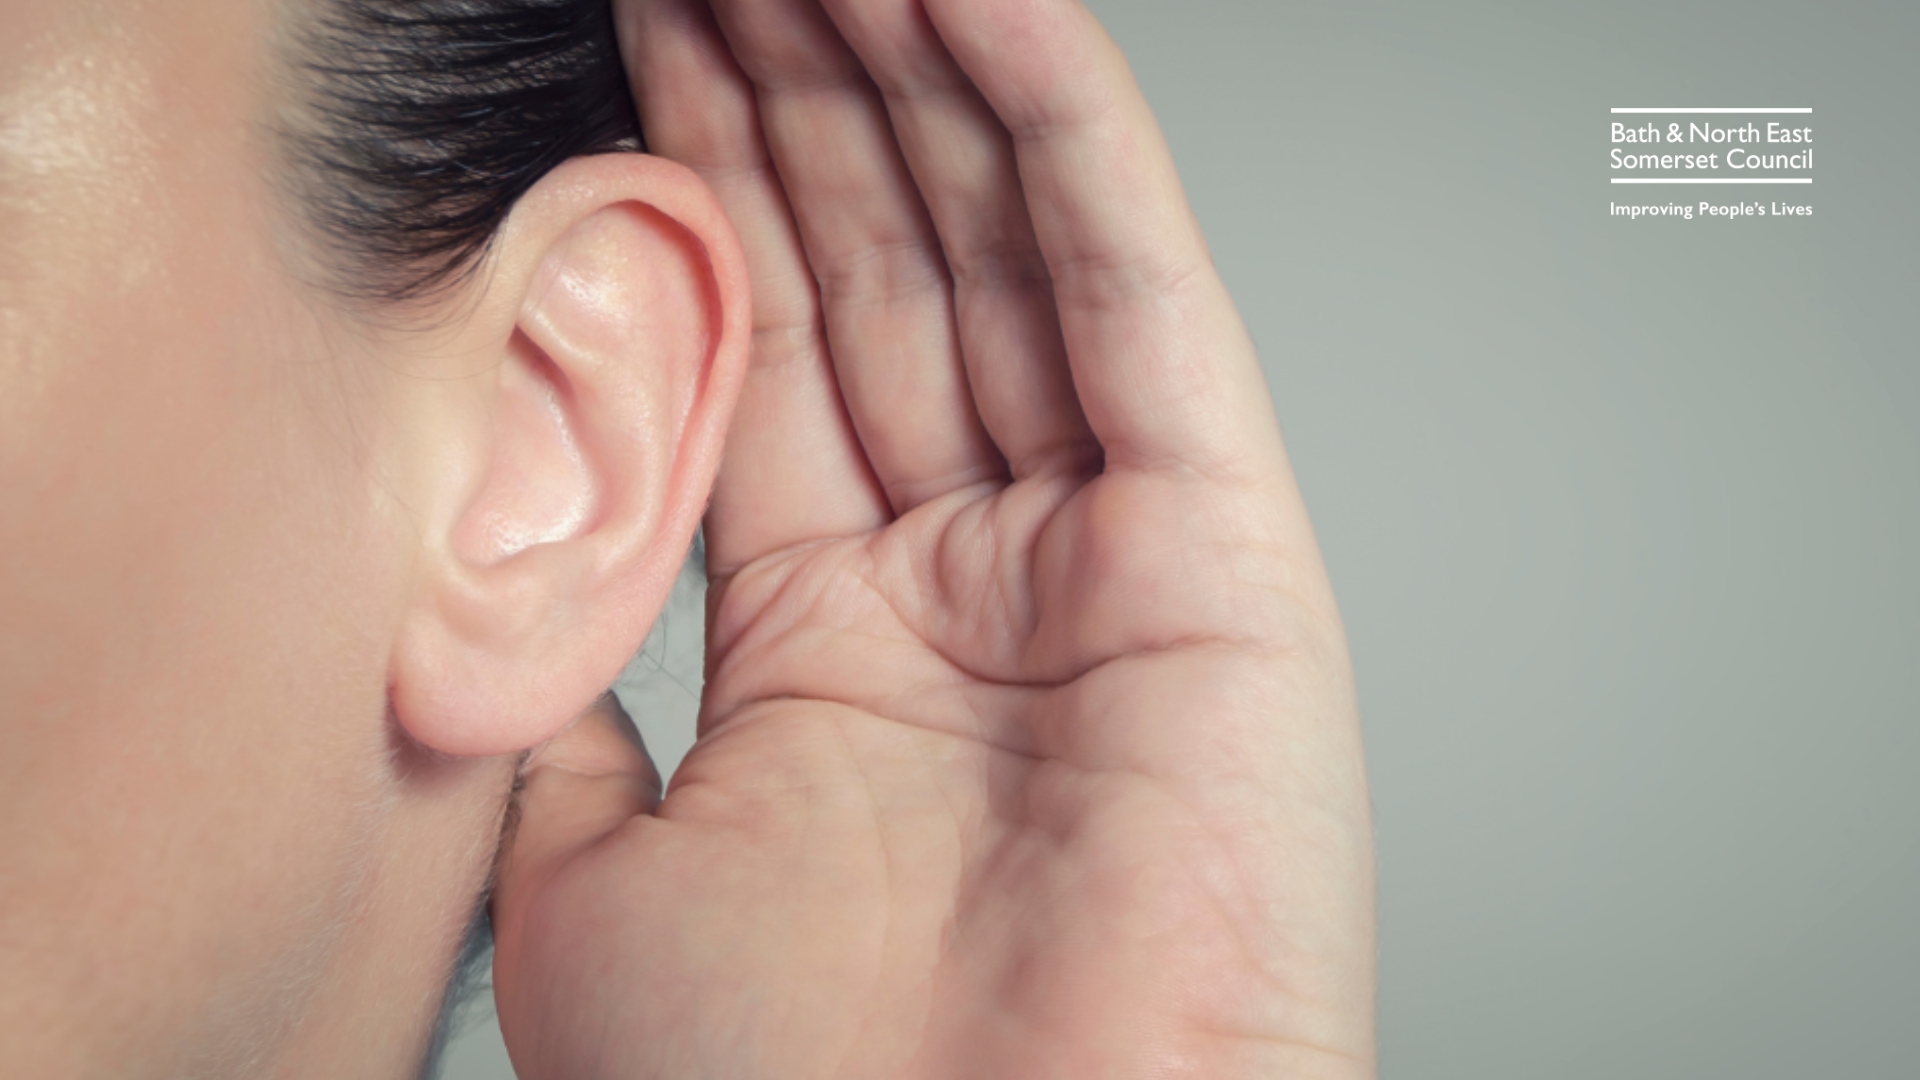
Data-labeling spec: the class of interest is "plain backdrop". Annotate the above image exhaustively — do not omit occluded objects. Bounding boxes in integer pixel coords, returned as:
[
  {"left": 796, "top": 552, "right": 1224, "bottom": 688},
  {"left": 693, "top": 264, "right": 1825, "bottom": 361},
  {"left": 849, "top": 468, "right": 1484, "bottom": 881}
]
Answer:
[{"left": 441, "top": 1, "right": 1920, "bottom": 1075}]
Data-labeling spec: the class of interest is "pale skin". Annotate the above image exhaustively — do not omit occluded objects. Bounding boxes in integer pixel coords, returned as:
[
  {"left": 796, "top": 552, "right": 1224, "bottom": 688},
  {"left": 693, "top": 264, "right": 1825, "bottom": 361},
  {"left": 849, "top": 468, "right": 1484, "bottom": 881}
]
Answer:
[
  {"left": 492, "top": 0, "right": 1375, "bottom": 1077},
  {"left": 0, "top": 0, "right": 1370, "bottom": 1076}
]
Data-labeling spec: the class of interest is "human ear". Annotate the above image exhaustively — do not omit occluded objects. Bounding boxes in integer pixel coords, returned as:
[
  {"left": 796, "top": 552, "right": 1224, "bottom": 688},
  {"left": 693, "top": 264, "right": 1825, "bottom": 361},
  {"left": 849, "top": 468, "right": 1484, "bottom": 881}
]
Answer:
[{"left": 387, "top": 154, "right": 748, "bottom": 758}]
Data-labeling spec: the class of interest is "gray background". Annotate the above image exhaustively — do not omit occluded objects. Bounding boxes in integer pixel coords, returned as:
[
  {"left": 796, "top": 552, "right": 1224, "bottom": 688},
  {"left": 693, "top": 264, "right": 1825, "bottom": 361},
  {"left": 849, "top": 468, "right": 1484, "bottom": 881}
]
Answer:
[{"left": 444, "top": 1, "right": 1920, "bottom": 1075}]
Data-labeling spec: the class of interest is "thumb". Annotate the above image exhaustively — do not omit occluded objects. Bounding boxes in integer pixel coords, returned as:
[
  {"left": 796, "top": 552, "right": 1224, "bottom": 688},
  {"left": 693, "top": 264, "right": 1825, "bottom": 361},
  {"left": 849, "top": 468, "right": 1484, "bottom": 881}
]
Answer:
[{"left": 491, "top": 692, "right": 660, "bottom": 963}]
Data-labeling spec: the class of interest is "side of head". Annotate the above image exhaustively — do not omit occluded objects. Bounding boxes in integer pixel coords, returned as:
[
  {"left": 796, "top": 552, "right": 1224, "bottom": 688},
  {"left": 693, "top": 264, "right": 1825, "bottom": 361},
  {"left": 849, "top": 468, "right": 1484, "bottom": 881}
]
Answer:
[{"left": 0, "top": 1, "right": 745, "bottom": 1074}]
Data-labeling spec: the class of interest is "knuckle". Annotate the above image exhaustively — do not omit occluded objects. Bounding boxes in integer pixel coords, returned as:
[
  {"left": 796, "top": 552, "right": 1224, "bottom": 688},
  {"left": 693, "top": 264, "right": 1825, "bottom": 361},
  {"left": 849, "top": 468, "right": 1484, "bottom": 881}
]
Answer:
[{"left": 813, "top": 236, "right": 953, "bottom": 306}]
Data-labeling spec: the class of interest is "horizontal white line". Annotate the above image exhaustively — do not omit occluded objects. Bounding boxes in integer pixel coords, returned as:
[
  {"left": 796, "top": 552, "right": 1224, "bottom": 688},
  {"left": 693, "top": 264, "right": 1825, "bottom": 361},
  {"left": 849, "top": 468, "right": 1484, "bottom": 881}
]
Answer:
[
  {"left": 1611, "top": 108, "right": 1811, "bottom": 113},
  {"left": 1610, "top": 178, "right": 1812, "bottom": 184}
]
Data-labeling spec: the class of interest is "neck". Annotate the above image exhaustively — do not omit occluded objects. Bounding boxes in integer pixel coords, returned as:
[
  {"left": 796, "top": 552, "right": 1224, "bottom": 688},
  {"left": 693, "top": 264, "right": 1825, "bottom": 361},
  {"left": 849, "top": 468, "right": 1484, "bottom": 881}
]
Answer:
[{"left": 263, "top": 751, "right": 516, "bottom": 1080}]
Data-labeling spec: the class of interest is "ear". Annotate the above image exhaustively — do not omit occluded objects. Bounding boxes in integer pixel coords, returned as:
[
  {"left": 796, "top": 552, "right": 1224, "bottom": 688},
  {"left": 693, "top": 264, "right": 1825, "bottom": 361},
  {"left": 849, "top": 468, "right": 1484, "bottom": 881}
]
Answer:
[{"left": 388, "top": 154, "right": 748, "bottom": 758}]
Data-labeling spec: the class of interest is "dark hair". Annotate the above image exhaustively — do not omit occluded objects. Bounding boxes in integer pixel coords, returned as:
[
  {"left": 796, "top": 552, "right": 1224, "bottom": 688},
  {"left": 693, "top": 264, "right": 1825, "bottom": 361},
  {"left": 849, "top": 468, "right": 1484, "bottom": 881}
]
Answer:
[{"left": 284, "top": 0, "right": 644, "bottom": 304}]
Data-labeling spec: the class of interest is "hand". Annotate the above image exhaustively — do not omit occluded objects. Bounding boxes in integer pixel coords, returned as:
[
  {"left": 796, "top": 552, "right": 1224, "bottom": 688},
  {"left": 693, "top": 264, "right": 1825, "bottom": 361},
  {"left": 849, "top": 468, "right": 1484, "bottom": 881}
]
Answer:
[{"left": 490, "top": 0, "right": 1375, "bottom": 1076}]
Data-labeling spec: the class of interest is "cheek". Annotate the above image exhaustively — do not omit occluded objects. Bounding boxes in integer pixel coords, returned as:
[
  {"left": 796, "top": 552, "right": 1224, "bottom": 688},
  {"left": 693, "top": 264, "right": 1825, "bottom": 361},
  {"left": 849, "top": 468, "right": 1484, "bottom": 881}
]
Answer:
[{"left": 0, "top": 4, "right": 415, "bottom": 1063}]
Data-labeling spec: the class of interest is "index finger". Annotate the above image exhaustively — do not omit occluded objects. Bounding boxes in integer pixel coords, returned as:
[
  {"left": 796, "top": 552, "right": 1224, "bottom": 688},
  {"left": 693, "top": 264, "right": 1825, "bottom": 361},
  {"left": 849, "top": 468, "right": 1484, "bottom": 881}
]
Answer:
[
  {"left": 619, "top": 0, "right": 892, "bottom": 577},
  {"left": 922, "top": 0, "right": 1287, "bottom": 481}
]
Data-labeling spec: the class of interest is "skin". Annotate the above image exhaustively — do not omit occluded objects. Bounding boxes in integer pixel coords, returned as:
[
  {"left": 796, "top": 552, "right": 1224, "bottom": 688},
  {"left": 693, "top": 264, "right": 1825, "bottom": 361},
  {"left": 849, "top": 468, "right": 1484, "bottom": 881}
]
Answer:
[
  {"left": 0, "top": 3, "right": 448, "bottom": 1073},
  {"left": 1, "top": 1, "right": 749, "bottom": 1075},
  {"left": 493, "top": 0, "right": 1375, "bottom": 1077},
  {"left": 0, "top": 0, "right": 1373, "bottom": 1077}
]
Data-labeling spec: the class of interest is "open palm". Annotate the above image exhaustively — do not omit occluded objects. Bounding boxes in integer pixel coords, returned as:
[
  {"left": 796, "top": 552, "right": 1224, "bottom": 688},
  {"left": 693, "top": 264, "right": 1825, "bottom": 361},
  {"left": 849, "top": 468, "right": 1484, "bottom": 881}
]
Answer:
[{"left": 491, "top": 1, "right": 1374, "bottom": 1077}]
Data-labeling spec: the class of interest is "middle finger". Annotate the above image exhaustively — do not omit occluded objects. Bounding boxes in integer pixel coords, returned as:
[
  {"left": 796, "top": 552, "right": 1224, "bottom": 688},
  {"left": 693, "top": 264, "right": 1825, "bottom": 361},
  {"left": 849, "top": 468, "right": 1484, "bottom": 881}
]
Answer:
[
  {"left": 817, "top": 0, "right": 1098, "bottom": 482},
  {"left": 709, "top": 0, "right": 1007, "bottom": 514}
]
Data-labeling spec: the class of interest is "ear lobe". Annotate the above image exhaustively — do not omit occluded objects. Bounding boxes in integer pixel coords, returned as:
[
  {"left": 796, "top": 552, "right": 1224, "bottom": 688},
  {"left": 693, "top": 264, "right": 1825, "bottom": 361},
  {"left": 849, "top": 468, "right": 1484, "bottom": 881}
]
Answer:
[{"left": 389, "top": 155, "right": 748, "bottom": 758}]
